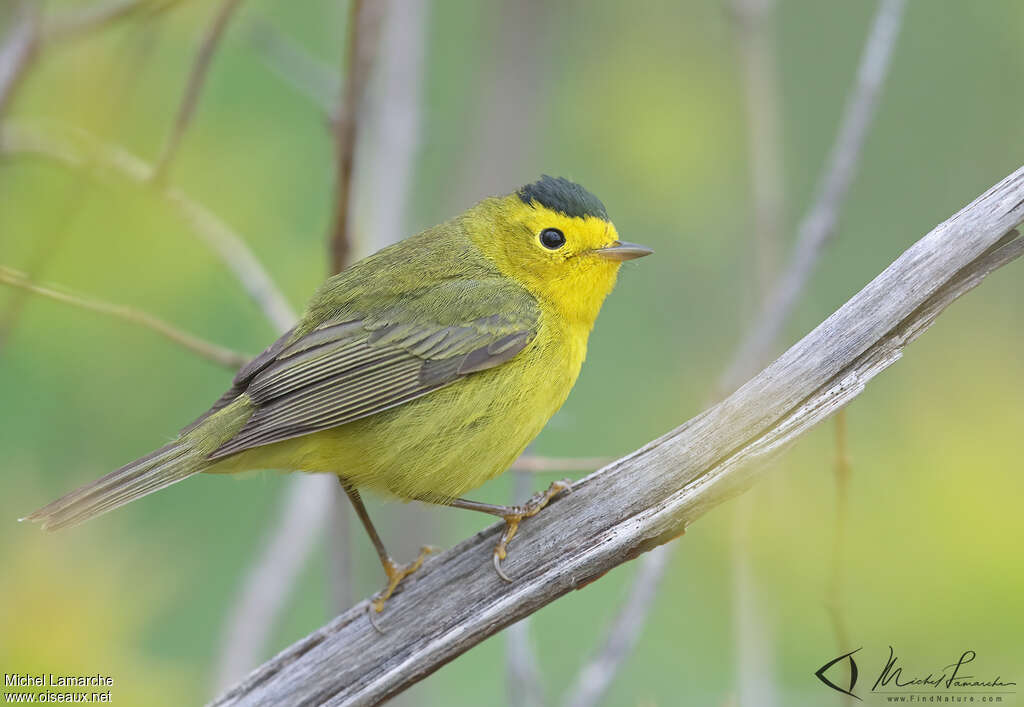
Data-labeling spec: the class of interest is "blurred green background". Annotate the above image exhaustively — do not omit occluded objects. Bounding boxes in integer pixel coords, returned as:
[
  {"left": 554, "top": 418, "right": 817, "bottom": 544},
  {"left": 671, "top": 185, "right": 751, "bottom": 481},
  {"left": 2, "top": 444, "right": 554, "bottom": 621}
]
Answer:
[{"left": 2, "top": 0, "right": 1022, "bottom": 705}]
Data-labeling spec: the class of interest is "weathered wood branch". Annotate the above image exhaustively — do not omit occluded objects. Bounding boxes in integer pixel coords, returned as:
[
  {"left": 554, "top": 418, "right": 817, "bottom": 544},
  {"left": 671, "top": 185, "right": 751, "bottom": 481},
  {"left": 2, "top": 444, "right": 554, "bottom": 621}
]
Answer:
[{"left": 211, "top": 169, "right": 1024, "bottom": 706}]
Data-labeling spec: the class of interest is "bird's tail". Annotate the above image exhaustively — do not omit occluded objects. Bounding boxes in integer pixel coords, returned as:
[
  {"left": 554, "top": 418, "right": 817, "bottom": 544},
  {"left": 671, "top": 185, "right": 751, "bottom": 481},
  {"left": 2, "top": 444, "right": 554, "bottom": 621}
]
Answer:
[{"left": 21, "top": 397, "right": 252, "bottom": 531}]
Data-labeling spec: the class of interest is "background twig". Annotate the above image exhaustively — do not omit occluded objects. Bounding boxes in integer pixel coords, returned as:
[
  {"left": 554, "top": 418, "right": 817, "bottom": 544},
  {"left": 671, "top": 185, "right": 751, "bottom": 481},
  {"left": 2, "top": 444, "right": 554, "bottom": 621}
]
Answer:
[
  {"left": 731, "top": 0, "right": 784, "bottom": 297},
  {"left": 0, "top": 123, "right": 297, "bottom": 334},
  {"left": 720, "top": 0, "right": 908, "bottom": 395},
  {"left": 827, "top": 408, "right": 854, "bottom": 706},
  {"left": 509, "top": 455, "right": 612, "bottom": 473},
  {"left": 151, "top": 0, "right": 245, "bottom": 184},
  {"left": 42, "top": 0, "right": 188, "bottom": 45},
  {"left": 213, "top": 476, "right": 335, "bottom": 690},
  {"left": 564, "top": 545, "right": 670, "bottom": 707},
  {"left": 246, "top": 18, "right": 336, "bottom": 115},
  {"left": 327, "top": 0, "right": 382, "bottom": 275},
  {"left": 0, "top": 265, "right": 249, "bottom": 369},
  {"left": 728, "top": 0, "right": 786, "bottom": 704}
]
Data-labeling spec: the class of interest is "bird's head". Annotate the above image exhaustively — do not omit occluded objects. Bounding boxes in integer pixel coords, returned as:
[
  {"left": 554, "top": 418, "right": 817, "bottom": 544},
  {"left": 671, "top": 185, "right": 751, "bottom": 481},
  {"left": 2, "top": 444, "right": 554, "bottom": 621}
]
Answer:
[{"left": 468, "top": 175, "right": 652, "bottom": 328}]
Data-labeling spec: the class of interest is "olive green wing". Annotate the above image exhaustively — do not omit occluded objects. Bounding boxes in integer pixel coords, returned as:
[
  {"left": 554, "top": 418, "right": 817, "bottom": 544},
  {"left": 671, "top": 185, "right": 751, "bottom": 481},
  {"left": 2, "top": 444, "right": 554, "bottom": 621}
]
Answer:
[{"left": 207, "top": 283, "right": 538, "bottom": 460}]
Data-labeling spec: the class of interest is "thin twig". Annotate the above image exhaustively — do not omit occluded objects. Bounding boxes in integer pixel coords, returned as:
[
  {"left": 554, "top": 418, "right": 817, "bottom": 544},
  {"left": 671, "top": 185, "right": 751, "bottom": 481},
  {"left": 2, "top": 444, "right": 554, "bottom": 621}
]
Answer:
[
  {"left": 729, "top": 1, "right": 786, "bottom": 704},
  {"left": 42, "top": 0, "right": 187, "bottom": 45},
  {"left": 327, "top": 0, "right": 382, "bottom": 274},
  {"left": 0, "top": 265, "right": 249, "bottom": 368},
  {"left": 246, "top": 17, "right": 337, "bottom": 115},
  {"left": 827, "top": 408, "right": 854, "bottom": 707},
  {"left": 719, "top": 0, "right": 908, "bottom": 395},
  {"left": 732, "top": 0, "right": 784, "bottom": 295},
  {"left": 0, "top": 122, "right": 297, "bottom": 334},
  {"left": 730, "top": 492, "right": 778, "bottom": 707},
  {"left": 211, "top": 171, "right": 1024, "bottom": 706},
  {"left": 151, "top": 0, "right": 245, "bottom": 184},
  {"left": 1, "top": 10, "right": 178, "bottom": 350},
  {"left": 566, "top": 3, "right": 907, "bottom": 703},
  {"left": 0, "top": 182, "right": 90, "bottom": 352},
  {"left": 2, "top": 0, "right": 193, "bottom": 119},
  {"left": 360, "top": 0, "right": 428, "bottom": 255}
]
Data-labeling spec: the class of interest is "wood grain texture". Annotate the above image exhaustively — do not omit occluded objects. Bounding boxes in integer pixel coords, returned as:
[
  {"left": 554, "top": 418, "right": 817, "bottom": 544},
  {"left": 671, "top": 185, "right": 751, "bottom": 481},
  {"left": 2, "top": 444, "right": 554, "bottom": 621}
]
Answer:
[{"left": 211, "top": 168, "right": 1024, "bottom": 707}]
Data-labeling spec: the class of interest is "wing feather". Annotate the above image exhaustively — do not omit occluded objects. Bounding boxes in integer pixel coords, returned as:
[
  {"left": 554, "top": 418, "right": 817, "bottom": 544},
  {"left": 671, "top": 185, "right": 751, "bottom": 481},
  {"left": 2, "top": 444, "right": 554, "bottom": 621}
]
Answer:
[{"left": 206, "top": 287, "right": 538, "bottom": 460}]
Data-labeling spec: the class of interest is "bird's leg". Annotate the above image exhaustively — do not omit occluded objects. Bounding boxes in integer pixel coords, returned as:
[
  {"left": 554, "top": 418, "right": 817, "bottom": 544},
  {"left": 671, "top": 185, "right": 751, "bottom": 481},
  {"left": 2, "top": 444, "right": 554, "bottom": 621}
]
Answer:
[
  {"left": 444, "top": 479, "right": 571, "bottom": 582},
  {"left": 338, "top": 478, "right": 433, "bottom": 629}
]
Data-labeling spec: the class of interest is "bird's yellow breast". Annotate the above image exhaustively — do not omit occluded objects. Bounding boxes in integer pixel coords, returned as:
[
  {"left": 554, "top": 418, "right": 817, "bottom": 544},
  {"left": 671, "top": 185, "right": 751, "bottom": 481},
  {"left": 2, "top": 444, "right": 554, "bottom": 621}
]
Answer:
[{"left": 226, "top": 310, "right": 589, "bottom": 501}]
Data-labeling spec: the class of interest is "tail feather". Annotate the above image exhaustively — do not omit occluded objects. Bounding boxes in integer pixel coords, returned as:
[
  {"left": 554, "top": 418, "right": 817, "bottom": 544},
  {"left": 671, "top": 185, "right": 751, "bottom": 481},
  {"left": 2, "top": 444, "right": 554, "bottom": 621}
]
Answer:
[
  {"left": 21, "top": 440, "right": 206, "bottom": 531},
  {"left": 22, "top": 395, "right": 254, "bottom": 531}
]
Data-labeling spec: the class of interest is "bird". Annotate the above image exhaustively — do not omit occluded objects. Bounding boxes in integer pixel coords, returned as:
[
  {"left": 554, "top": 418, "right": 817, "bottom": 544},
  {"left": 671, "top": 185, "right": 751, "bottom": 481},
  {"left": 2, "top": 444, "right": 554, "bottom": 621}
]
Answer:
[{"left": 22, "top": 175, "right": 652, "bottom": 617}]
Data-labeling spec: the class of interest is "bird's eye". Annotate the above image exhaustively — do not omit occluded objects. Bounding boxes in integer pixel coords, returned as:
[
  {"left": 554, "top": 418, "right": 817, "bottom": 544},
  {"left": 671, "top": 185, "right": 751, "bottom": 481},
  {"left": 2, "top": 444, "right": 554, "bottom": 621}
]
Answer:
[{"left": 539, "top": 228, "right": 566, "bottom": 250}]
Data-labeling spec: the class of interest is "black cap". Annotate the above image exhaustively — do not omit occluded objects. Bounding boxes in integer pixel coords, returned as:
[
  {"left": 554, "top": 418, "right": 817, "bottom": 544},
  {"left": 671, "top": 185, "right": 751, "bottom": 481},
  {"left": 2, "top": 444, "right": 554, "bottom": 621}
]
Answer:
[{"left": 517, "top": 175, "right": 609, "bottom": 221}]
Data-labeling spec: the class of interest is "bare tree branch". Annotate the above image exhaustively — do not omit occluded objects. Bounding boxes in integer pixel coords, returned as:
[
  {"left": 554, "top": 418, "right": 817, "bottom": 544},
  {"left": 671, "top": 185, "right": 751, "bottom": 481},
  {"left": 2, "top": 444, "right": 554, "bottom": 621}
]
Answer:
[
  {"left": 211, "top": 168, "right": 1024, "bottom": 707},
  {"left": 719, "top": 0, "right": 907, "bottom": 395},
  {"left": 0, "top": 265, "right": 249, "bottom": 368},
  {"left": 0, "top": 123, "right": 297, "bottom": 334},
  {"left": 151, "top": 0, "right": 246, "bottom": 184}
]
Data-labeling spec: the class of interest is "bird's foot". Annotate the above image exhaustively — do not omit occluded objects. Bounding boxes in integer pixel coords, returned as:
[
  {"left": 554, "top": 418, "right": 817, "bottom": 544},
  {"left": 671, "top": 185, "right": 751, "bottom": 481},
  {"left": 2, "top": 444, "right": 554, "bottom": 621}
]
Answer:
[
  {"left": 492, "top": 479, "right": 571, "bottom": 582},
  {"left": 367, "top": 545, "right": 436, "bottom": 632}
]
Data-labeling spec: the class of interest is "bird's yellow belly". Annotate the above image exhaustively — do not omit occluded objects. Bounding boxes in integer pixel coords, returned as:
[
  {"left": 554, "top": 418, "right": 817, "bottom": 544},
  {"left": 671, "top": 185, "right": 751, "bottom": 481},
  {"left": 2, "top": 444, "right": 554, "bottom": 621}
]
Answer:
[{"left": 222, "top": 327, "right": 585, "bottom": 502}]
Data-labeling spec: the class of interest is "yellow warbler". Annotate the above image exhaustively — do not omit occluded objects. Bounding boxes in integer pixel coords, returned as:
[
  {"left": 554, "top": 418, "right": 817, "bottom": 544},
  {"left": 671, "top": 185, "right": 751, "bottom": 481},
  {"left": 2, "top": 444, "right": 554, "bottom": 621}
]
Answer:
[{"left": 23, "top": 175, "right": 652, "bottom": 613}]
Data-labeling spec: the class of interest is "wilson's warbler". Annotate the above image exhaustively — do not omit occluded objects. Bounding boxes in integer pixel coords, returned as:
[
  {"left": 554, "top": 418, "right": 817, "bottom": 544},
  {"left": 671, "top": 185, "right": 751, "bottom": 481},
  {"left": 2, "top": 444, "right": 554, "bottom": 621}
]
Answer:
[{"left": 23, "top": 175, "right": 651, "bottom": 613}]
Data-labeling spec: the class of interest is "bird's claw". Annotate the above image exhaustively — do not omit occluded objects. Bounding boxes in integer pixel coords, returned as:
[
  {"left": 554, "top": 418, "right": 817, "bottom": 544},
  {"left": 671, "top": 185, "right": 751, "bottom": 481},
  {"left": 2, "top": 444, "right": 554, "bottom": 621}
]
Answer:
[
  {"left": 366, "top": 545, "right": 436, "bottom": 632},
  {"left": 366, "top": 601, "right": 386, "bottom": 634},
  {"left": 491, "top": 479, "right": 571, "bottom": 583},
  {"left": 493, "top": 551, "right": 513, "bottom": 582}
]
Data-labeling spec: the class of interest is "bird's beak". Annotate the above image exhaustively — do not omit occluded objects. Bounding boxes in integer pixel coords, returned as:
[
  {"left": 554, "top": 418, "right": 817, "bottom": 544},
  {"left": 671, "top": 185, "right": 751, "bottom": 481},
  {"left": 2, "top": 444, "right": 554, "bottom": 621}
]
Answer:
[{"left": 593, "top": 241, "right": 654, "bottom": 261}]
